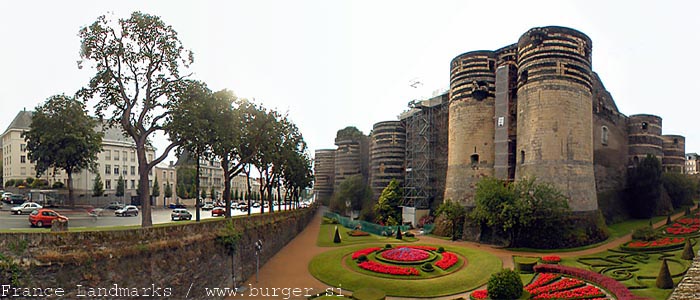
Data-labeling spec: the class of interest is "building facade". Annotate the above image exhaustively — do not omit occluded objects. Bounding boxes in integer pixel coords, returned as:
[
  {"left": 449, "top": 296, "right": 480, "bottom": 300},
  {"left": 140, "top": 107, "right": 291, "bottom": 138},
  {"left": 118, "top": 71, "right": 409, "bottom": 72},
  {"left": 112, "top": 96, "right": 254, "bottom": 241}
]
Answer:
[
  {"left": 154, "top": 162, "right": 178, "bottom": 207},
  {"left": 1, "top": 110, "right": 155, "bottom": 203},
  {"left": 687, "top": 153, "right": 699, "bottom": 175}
]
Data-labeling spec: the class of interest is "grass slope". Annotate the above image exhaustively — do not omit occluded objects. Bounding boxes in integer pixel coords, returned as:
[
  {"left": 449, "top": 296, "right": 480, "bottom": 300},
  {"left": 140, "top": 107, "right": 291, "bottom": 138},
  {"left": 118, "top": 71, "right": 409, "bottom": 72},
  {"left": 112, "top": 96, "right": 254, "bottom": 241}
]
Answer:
[{"left": 316, "top": 224, "right": 415, "bottom": 247}]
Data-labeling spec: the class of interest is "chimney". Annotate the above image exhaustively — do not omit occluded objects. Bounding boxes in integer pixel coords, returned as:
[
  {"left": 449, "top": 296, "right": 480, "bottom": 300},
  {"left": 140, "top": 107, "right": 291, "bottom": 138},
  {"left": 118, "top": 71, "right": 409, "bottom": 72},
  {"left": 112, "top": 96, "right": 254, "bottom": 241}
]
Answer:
[{"left": 170, "top": 161, "right": 174, "bottom": 167}]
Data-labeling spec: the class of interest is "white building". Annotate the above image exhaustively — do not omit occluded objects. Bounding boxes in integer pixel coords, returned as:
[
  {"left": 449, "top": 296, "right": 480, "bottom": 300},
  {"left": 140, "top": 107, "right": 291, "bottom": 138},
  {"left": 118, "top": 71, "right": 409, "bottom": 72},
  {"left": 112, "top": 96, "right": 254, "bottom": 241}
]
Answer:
[
  {"left": 1, "top": 110, "right": 155, "bottom": 202},
  {"left": 686, "top": 153, "right": 699, "bottom": 175}
]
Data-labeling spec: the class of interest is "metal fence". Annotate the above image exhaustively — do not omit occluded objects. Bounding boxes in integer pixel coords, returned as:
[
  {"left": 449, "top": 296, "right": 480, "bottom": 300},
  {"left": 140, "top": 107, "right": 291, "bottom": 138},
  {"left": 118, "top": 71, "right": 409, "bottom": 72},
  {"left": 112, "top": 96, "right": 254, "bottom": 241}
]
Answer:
[{"left": 323, "top": 211, "right": 410, "bottom": 236}]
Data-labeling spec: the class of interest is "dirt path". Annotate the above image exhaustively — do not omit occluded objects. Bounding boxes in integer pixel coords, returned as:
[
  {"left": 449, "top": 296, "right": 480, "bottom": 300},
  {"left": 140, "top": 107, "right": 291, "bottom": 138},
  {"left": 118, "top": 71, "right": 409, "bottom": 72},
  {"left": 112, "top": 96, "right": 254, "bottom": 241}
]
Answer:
[{"left": 227, "top": 208, "right": 689, "bottom": 300}]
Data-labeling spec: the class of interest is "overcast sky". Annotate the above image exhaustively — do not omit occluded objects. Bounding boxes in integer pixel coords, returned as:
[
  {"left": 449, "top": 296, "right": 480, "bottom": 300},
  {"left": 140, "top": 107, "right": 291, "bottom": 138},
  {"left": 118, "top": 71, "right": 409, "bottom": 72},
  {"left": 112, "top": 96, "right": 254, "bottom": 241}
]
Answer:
[{"left": 1, "top": 0, "right": 698, "bottom": 162}]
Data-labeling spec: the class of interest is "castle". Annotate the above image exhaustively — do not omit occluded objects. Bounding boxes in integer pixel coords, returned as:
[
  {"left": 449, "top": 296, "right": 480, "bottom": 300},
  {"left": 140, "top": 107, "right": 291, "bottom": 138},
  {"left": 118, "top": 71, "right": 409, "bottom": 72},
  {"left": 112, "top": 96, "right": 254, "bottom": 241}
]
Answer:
[{"left": 314, "top": 26, "right": 686, "bottom": 225}]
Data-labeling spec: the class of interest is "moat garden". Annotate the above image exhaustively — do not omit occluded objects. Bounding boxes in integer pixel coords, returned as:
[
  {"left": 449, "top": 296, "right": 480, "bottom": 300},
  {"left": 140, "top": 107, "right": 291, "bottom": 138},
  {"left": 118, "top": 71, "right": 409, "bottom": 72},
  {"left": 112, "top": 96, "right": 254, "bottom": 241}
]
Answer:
[{"left": 307, "top": 207, "right": 700, "bottom": 300}]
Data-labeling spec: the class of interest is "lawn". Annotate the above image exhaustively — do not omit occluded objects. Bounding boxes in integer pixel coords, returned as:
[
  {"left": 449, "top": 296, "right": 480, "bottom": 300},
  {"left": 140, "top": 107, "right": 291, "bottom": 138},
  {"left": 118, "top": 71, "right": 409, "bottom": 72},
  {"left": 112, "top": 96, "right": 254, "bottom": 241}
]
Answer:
[
  {"left": 316, "top": 223, "right": 415, "bottom": 247},
  {"left": 309, "top": 244, "right": 502, "bottom": 297}
]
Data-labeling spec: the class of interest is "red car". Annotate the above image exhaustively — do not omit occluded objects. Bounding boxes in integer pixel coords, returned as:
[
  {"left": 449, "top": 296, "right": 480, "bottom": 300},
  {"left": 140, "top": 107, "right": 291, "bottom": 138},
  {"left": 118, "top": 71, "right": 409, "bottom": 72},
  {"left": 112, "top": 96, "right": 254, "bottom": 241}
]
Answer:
[
  {"left": 29, "top": 209, "right": 68, "bottom": 227},
  {"left": 211, "top": 207, "right": 225, "bottom": 217}
]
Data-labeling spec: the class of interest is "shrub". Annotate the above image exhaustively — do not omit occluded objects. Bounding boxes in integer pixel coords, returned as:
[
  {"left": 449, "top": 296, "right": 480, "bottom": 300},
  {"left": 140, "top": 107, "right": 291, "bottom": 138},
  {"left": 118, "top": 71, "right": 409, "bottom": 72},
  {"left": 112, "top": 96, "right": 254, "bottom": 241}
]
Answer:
[
  {"left": 396, "top": 229, "right": 402, "bottom": 240},
  {"left": 487, "top": 269, "right": 523, "bottom": 300},
  {"left": 656, "top": 259, "right": 673, "bottom": 289},
  {"left": 357, "top": 255, "right": 368, "bottom": 263},
  {"left": 681, "top": 239, "right": 695, "bottom": 260},
  {"left": 437, "top": 246, "right": 445, "bottom": 253},
  {"left": 14, "top": 181, "right": 24, "bottom": 187},
  {"left": 333, "top": 226, "right": 341, "bottom": 243},
  {"left": 662, "top": 172, "right": 697, "bottom": 208},
  {"left": 5, "top": 179, "right": 15, "bottom": 187},
  {"left": 420, "top": 263, "right": 434, "bottom": 272},
  {"left": 385, "top": 244, "right": 392, "bottom": 249},
  {"left": 631, "top": 226, "right": 660, "bottom": 241},
  {"left": 25, "top": 177, "right": 34, "bottom": 185},
  {"left": 52, "top": 182, "right": 65, "bottom": 189},
  {"left": 404, "top": 232, "right": 415, "bottom": 238}
]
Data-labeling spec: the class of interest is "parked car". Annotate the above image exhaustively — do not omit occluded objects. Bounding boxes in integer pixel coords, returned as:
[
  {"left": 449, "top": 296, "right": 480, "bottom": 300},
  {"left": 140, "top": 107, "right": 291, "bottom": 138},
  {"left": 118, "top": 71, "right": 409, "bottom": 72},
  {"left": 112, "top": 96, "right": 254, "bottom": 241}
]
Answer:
[
  {"left": 8, "top": 194, "right": 26, "bottom": 204},
  {"left": 1, "top": 192, "right": 12, "bottom": 203},
  {"left": 115, "top": 205, "right": 139, "bottom": 217},
  {"left": 252, "top": 202, "right": 261, "bottom": 208},
  {"left": 29, "top": 209, "right": 68, "bottom": 227},
  {"left": 11, "top": 202, "right": 42, "bottom": 215},
  {"left": 171, "top": 208, "right": 192, "bottom": 221},
  {"left": 211, "top": 207, "right": 225, "bottom": 217},
  {"left": 106, "top": 202, "right": 125, "bottom": 210},
  {"left": 202, "top": 203, "right": 214, "bottom": 210},
  {"left": 168, "top": 203, "right": 187, "bottom": 209}
]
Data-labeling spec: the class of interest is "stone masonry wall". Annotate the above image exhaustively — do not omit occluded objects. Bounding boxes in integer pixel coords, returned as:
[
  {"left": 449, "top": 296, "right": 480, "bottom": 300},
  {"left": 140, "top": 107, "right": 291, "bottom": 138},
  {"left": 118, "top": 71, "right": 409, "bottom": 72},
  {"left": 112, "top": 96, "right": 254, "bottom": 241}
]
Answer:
[
  {"left": 0, "top": 207, "right": 316, "bottom": 299},
  {"left": 669, "top": 250, "right": 700, "bottom": 300}
]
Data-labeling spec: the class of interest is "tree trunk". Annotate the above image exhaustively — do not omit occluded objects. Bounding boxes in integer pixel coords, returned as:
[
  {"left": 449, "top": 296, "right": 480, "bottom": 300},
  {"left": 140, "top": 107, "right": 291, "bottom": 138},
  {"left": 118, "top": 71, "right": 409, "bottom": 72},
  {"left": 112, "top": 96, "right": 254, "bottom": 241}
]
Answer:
[
  {"left": 276, "top": 183, "right": 282, "bottom": 211},
  {"left": 67, "top": 170, "right": 74, "bottom": 208},
  {"left": 245, "top": 166, "right": 252, "bottom": 216},
  {"left": 195, "top": 153, "right": 201, "bottom": 222},
  {"left": 258, "top": 175, "right": 265, "bottom": 214},
  {"left": 222, "top": 156, "right": 232, "bottom": 219},
  {"left": 267, "top": 173, "right": 275, "bottom": 213},
  {"left": 138, "top": 150, "right": 152, "bottom": 227}
]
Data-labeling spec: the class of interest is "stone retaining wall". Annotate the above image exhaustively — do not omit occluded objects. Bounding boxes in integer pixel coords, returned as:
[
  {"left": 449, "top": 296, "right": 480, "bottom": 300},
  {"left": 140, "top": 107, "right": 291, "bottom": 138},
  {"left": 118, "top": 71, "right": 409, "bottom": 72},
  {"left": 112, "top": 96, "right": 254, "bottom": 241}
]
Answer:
[
  {"left": 669, "top": 250, "right": 700, "bottom": 300},
  {"left": 0, "top": 207, "right": 316, "bottom": 299}
]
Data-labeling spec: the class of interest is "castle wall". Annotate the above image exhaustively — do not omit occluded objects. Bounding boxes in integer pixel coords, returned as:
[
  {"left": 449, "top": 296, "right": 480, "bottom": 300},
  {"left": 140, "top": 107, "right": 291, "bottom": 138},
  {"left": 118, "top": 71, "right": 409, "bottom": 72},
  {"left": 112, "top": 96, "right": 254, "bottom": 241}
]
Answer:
[
  {"left": 662, "top": 135, "right": 686, "bottom": 173},
  {"left": 444, "top": 51, "right": 496, "bottom": 207},
  {"left": 369, "top": 121, "right": 406, "bottom": 200},
  {"left": 627, "top": 114, "right": 663, "bottom": 163},
  {"left": 514, "top": 26, "right": 598, "bottom": 212}
]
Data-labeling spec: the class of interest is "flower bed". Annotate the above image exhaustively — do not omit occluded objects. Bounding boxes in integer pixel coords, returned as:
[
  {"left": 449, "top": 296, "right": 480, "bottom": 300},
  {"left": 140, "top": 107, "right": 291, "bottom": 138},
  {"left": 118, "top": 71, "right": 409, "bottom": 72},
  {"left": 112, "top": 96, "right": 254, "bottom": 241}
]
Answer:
[
  {"left": 676, "top": 218, "right": 700, "bottom": 225},
  {"left": 525, "top": 273, "right": 561, "bottom": 292},
  {"left": 531, "top": 285, "right": 605, "bottom": 300},
  {"left": 533, "top": 264, "right": 639, "bottom": 300},
  {"left": 405, "top": 245, "right": 438, "bottom": 251},
  {"left": 381, "top": 247, "right": 430, "bottom": 262},
  {"left": 347, "top": 229, "right": 370, "bottom": 237},
  {"left": 540, "top": 255, "right": 561, "bottom": 264},
  {"left": 357, "top": 260, "right": 419, "bottom": 276},
  {"left": 622, "top": 237, "right": 685, "bottom": 251},
  {"left": 528, "top": 278, "right": 585, "bottom": 296},
  {"left": 470, "top": 289, "right": 488, "bottom": 300},
  {"left": 352, "top": 247, "right": 381, "bottom": 260},
  {"left": 435, "top": 252, "right": 458, "bottom": 270}
]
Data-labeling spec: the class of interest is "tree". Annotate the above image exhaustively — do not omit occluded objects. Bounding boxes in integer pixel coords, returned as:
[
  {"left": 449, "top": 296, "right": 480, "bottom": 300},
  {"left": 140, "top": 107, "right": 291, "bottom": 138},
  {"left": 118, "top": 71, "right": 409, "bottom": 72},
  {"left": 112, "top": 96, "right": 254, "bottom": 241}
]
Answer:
[
  {"left": 152, "top": 177, "right": 160, "bottom": 197},
  {"left": 661, "top": 173, "right": 697, "bottom": 209},
  {"left": 23, "top": 95, "right": 103, "bottom": 207},
  {"left": 374, "top": 179, "right": 403, "bottom": 225},
  {"left": 92, "top": 173, "right": 104, "bottom": 197},
  {"left": 626, "top": 155, "right": 662, "bottom": 218},
  {"left": 176, "top": 167, "right": 196, "bottom": 198},
  {"left": 164, "top": 181, "right": 173, "bottom": 201},
  {"left": 471, "top": 177, "right": 570, "bottom": 246},
  {"left": 210, "top": 186, "right": 216, "bottom": 201},
  {"left": 330, "top": 175, "right": 372, "bottom": 217},
  {"left": 116, "top": 175, "right": 125, "bottom": 198},
  {"left": 200, "top": 188, "right": 207, "bottom": 200},
  {"left": 78, "top": 11, "right": 193, "bottom": 227},
  {"left": 436, "top": 200, "right": 466, "bottom": 240}
]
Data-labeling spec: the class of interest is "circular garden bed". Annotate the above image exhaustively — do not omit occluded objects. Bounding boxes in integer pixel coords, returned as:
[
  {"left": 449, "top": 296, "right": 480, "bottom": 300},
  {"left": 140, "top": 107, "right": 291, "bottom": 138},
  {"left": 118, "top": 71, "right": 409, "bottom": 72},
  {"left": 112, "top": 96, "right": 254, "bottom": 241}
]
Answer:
[{"left": 309, "top": 244, "right": 501, "bottom": 297}]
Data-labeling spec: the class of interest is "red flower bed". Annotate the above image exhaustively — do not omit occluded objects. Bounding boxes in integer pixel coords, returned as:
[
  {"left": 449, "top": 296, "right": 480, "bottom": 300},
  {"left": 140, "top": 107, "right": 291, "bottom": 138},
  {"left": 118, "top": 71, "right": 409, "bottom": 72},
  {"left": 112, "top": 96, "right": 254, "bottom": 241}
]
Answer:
[
  {"left": 358, "top": 260, "right": 419, "bottom": 276},
  {"left": 352, "top": 247, "right": 381, "bottom": 259},
  {"left": 405, "top": 245, "right": 438, "bottom": 251},
  {"left": 470, "top": 289, "right": 488, "bottom": 300},
  {"left": 676, "top": 218, "right": 699, "bottom": 225},
  {"left": 533, "top": 264, "right": 641, "bottom": 300},
  {"left": 541, "top": 255, "right": 561, "bottom": 263},
  {"left": 666, "top": 226, "right": 699, "bottom": 235},
  {"left": 381, "top": 247, "right": 430, "bottom": 262},
  {"left": 435, "top": 252, "right": 458, "bottom": 270},
  {"left": 347, "top": 229, "right": 370, "bottom": 236},
  {"left": 528, "top": 278, "right": 585, "bottom": 296},
  {"left": 626, "top": 237, "right": 684, "bottom": 248},
  {"left": 531, "top": 285, "right": 605, "bottom": 299},
  {"left": 525, "top": 273, "right": 560, "bottom": 291}
]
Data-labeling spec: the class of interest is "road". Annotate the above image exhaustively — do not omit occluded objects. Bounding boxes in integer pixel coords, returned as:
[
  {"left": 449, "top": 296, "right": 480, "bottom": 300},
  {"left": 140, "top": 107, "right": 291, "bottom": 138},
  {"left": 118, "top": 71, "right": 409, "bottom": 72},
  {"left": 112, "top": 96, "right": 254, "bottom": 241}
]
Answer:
[{"left": 0, "top": 204, "right": 296, "bottom": 230}]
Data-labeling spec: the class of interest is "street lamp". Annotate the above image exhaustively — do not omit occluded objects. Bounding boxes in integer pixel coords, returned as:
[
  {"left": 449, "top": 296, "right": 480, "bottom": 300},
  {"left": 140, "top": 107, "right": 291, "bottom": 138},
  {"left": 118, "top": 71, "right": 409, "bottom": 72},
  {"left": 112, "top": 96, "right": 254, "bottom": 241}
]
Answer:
[{"left": 254, "top": 240, "right": 263, "bottom": 283}]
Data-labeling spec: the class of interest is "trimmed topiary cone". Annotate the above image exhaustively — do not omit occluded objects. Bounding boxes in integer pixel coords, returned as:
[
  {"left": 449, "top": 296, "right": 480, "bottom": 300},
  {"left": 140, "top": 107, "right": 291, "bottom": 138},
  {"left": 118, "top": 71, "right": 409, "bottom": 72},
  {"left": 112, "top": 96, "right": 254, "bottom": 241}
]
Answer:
[
  {"left": 655, "top": 259, "right": 674, "bottom": 289},
  {"left": 681, "top": 239, "right": 695, "bottom": 260},
  {"left": 396, "top": 228, "right": 403, "bottom": 240},
  {"left": 685, "top": 207, "right": 691, "bottom": 216},
  {"left": 333, "top": 226, "right": 341, "bottom": 243},
  {"left": 666, "top": 215, "right": 672, "bottom": 225}
]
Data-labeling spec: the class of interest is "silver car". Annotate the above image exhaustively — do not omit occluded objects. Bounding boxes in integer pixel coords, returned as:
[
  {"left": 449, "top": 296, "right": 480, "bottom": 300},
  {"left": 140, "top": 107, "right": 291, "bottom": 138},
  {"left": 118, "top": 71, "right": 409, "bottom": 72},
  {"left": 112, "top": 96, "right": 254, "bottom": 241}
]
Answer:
[{"left": 11, "top": 202, "right": 42, "bottom": 215}]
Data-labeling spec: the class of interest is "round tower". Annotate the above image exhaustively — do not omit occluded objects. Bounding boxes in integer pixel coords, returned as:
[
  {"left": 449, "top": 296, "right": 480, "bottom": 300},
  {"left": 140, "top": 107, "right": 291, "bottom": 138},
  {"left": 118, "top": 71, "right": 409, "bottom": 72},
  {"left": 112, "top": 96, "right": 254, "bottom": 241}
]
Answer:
[
  {"left": 444, "top": 50, "right": 497, "bottom": 207},
  {"left": 662, "top": 135, "right": 685, "bottom": 173},
  {"left": 369, "top": 121, "right": 406, "bottom": 200},
  {"left": 627, "top": 114, "right": 663, "bottom": 164},
  {"left": 334, "top": 138, "right": 362, "bottom": 190},
  {"left": 514, "top": 26, "right": 597, "bottom": 212},
  {"left": 314, "top": 149, "right": 336, "bottom": 204}
]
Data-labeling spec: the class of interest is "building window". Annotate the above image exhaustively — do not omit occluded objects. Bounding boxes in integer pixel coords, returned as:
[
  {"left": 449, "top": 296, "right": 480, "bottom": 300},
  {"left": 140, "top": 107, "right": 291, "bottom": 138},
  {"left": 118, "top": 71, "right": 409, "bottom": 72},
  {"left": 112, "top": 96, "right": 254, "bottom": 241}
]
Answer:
[
  {"left": 123, "top": 151, "right": 127, "bottom": 161},
  {"left": 520, "top": 150, "right": 525, "bottom": 164},
  {"left": 131, "top": 166, "right": 136, "bottom": 175},
  {"left": 105, "top": 180, "right": 111, "bottom": 190},
  {"left": 114, "top": 151, "right": 119, "bottom": 161},
  {"left": 20, "top": 144, "right": 26, "bottom": 152},
  {"left": 601, "top": 126, "right": 609, "bottom": 146},
  {"left": 131, "top": 151, "right": 135, "bottom": 162},
  {"left": 20, "top": 155, "right": 26, "bottom": 163},
  {"left": 123, "top": 165, "right": 128, "bottom": 175},
  {"left": 673, "top": 138, "right": 678, "bottom": 145},
  {"left": 497, "top": 117, "right": 505, "bottom": 127},
  {"left": 105, "top": 164, "right": 111, "bottom": 175},
  {"left": 131, "top": 180, "right": 135, "bottom": 189},
  {"left": 641, "top": 122, "right": 648, "bottom": 131},
  {"left": 470, "top": 153, "right": 479, "bottom": 169},
  {"left": 170, "top": 171, "right": 174, "bottom": 180},
  {"left": 114, "top": 166, "right": 119, "bottom": 175},
  {"left": 105, "top": 150, "right": 111, "bottom": 160}
]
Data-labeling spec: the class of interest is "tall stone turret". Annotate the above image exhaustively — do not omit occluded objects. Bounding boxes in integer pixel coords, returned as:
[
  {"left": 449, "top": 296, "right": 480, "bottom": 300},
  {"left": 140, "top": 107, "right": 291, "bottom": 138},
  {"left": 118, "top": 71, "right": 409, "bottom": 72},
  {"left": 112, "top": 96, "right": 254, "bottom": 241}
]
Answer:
[
  {"left": 662, "top": 135, "right": 685, "bottom": 173},
  {"left": 514, "top": 26, "right": 597, "bottom": 212},
  {"left": 369, "top": 121, "right": 406, "bottom": 200},
  {"left": 334, "top": 127, "right": 367, "bottom": 189},
  {"left": 444, "top": 50, "right": 497, "bottom": 207},
  {"left": 627, "top": 114, "right": 663, "bottom": 164},
  {"left": 313, "top": 149, "right": 336, "bottom": 204}
]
